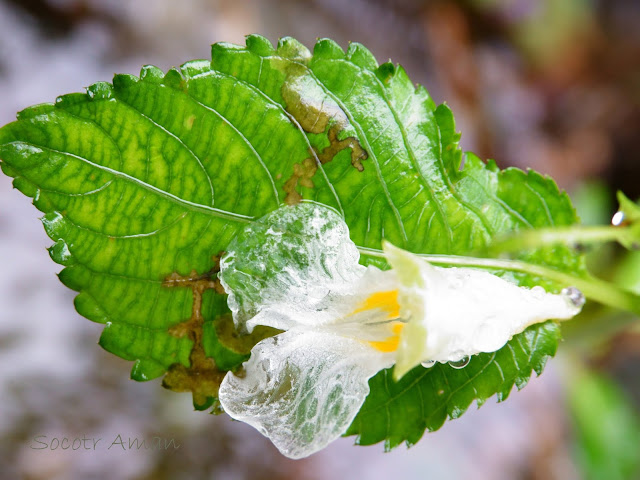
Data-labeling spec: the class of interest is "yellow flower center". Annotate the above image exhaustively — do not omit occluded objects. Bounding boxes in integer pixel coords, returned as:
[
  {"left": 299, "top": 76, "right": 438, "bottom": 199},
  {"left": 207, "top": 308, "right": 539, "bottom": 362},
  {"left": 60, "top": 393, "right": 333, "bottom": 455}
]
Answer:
[
  {"left": 352, "top": 290, "right": 401, "bottom": 319},
  {"left": 368, "top": 321, "right": 405, "bottom": 352},
  {"left": 351, "top": 290, "right": 404, "bottom": 353}
]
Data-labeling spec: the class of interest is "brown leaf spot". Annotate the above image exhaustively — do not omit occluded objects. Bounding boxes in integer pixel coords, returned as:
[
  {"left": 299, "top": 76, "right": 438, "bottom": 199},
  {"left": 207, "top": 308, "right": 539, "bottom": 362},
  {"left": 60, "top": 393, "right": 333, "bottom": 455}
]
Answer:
[
  {"left": 283, "top": 157, "right": 318, "bottom": 205},
  {"left": 283, "top": 126, "right": 368, "bottom": 205},
  {"left": 161, "top": 257, "right": 227, "bottom": 406},
  {"left": 319, "top": 126, "right": 367, "bottom": 172},
  {"left": 281, "top": 72, "right": 368, "bottom": 204},
  {"left": 214, "top": 313, "right": 281, "bottom": 355}
]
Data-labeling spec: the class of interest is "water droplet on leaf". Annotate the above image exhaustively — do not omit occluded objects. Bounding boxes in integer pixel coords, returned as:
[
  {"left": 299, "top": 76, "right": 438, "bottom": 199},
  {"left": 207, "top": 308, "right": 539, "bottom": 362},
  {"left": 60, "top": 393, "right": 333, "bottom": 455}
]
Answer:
[
  {"left": 448, "top": 356, "right": 470, "bottom": 369},
  {"left": 421, "top": 360, "right": 435, "bottom": 368},
  {"left": 612, "top": 211, "right": 625, "bottom": 226},
  {"left": 561, "top": 286, "right": 585, "bottom": 308}
]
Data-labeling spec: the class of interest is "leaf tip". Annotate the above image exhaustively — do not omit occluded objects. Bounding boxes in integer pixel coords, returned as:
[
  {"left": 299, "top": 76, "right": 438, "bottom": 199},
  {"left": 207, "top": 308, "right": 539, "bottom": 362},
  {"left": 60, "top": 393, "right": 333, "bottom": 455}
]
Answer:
[
  {"left": 375, "top": 62, "right": 396, "bottom": 84},
  {"left": 41, "top": 211, "right": 66, "bottom": 240},
  {"left": 346, "top": 42, "right": 378, "bottom": 70},
  {"left": 245, "top": 34, "right": 275, "bottom": 56},
  {"left": 313, "top": 38, "right": 346, "bottom": 60},
  {"left": 276, "top": 37, "right": 311, "bottom": 63},
  {"left": 11, "top": 175, "right": 38, "bottom": 198},
  {"left": 57, "top": 266, "right": 82, "bottom": 291},
  {"left": 162, "top": 68, "right": 187, "bottom": 91},
  {"left": 131, "top": 358, "right": 166, "bottom": 382},
  {"left": 140, "top": 64, "right": 165, "bottom": 83},
  {"left": 48, "top": 238, "right": 76, "bottom": 266},
  {"left": 485, "top": 158, "right": 500, "bottom": 172},
  {"left": 75, "top": 291, "right": 109, "bottom": 324},
  {"left": 86, "top": 81, "right": 114, "bottom": 100},
  {"left": 180, "top": 59, "right": 212, "bottom": 79},
  {"left": 113, "top": 73, "right": 139, "bottom": 90}
]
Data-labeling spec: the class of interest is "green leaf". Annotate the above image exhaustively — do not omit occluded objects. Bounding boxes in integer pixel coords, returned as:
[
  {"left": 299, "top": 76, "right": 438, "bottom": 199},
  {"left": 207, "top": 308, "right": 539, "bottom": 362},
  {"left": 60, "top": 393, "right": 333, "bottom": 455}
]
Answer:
[
  {"left": 616, "top": 191, "right": 640, "bottom": 224},
  {"left": 568, "top": 368, "right": 640, "bottom": 480},
  {"left": 613, "top": 191, "right": 640, "bottom": 250},
  {"left": 0, "top": 35, "right": 594, "bottom": 446}
]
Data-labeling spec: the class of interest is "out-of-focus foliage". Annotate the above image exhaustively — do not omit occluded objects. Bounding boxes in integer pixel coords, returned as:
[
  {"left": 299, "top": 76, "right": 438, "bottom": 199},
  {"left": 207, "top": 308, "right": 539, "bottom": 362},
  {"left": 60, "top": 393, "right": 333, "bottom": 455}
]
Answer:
[{"left": 568, "top": 368, "right": 640, "bottom": 480}]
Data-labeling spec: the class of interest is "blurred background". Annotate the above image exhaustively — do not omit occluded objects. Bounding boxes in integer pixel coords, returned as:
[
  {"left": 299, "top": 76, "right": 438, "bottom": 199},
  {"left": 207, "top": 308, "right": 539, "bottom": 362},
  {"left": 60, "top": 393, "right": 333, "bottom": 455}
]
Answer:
[{"left": 0, "top": 0, "right": 639, "bottom": 479}]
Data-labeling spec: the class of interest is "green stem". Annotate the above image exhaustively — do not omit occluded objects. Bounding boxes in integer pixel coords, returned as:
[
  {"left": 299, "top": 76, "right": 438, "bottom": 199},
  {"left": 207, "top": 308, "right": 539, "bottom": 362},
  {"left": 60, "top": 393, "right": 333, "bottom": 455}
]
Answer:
[
  {"left": 358, "top": 247, "right": 640, "bottom": 315},
  {"left": 485, "top": 225, "right": 637, "bottom": 253}
]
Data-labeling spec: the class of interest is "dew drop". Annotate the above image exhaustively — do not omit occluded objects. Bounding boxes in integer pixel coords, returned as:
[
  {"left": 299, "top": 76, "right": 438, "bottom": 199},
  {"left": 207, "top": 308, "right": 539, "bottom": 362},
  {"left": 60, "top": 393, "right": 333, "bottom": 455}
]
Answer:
[
  {"left": 612, "top": 211, "right": 625, "bottom": 226},
  {"left": 448, "top": 356, "right": 470, "bottom": 369},
  {"left": 421, "top": 360, "right": 436, "bottom": 368},
  {"left": 531, "top": 285, "right": 546, "bottom": 299},
  {"left": 561, "top": 286, "right": 586, "bottom": 308}
]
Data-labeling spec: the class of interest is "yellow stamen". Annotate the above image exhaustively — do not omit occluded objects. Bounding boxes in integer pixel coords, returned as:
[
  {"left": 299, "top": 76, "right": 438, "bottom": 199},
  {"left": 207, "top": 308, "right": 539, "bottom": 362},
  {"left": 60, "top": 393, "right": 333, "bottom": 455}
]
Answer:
[
  {"left": 369, "top": 321, "right": 405, "bottom": 352},
  {"left": 350, "top": 290, "right": 403, "bottom": 352},
  {"left": 352, "top": 290, "right": 401, "bottom": 319},
  {"left": 391, "top": 322, "right": 403, "bottom": 335}
]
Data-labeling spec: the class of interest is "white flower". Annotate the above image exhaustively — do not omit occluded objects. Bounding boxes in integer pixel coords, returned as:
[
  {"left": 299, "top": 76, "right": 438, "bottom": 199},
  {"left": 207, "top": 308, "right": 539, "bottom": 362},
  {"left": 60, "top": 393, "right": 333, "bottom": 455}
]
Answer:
[{"left": 217, "top": 203, "right": 582, "bottom": 459}]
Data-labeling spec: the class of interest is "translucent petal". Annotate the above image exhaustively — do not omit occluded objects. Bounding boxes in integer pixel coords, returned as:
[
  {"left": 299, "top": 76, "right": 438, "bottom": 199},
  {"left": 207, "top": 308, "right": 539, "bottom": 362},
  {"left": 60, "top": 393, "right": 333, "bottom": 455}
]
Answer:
[
  {"left": 218, "top": 330, "right": 393, "bottom": 459},
  {"left": 383, "top": 242, "right": 582, "bottom": 379},
  {"left": 246, "top": 262, "right": 403, "bottom": 341},
  {"left": 219, "top": 203, "right": 364, "bottom": 332}
]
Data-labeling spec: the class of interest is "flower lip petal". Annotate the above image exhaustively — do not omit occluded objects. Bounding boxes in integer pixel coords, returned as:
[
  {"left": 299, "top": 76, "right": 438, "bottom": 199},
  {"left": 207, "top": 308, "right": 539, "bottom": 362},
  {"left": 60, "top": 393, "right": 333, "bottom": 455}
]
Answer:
[
  {"left": 218, "top": 329, "right": 394, "bottom": 459},
  {"left": 219, "top": 203, "right": 365, "bottom": 332}
]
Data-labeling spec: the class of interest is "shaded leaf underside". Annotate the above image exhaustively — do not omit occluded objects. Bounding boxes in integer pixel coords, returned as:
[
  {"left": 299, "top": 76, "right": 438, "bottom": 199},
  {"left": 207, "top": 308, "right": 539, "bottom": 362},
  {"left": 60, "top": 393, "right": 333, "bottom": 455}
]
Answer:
[{"left": 0, "top": 35, "right": 586, "bottom": 446}]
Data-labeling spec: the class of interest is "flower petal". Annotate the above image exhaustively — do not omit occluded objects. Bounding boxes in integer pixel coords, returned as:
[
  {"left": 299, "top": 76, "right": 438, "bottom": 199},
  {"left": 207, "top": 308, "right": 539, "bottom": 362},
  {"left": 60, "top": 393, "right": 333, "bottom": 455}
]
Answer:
[
  {"left": 218, "top": 329, "right": 393, "bottom": 459},
  {"left": 383, "top": 242, "right": 582, "bottom": 378},
  {"left": 219, "top": 203, "right": 364, "bottom": 332}
]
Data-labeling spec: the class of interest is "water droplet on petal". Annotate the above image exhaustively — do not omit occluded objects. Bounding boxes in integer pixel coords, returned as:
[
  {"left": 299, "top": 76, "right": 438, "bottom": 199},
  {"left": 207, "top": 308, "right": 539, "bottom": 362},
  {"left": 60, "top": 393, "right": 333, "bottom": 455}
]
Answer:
[
  {"left": 531, "top": 285, "right": 546, "bottom": 299},
  {"left": 561, "top": 286, "right": 585, "bottom": 308},
  {"left": 421, "top": 360, "right": 435, "bottom": 368},
  {"left": 612, "top": 211, "right": 625, "bottom": 226},
  {"left": 448, "top": 356, "right": 470, "bottom": 369}
]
